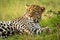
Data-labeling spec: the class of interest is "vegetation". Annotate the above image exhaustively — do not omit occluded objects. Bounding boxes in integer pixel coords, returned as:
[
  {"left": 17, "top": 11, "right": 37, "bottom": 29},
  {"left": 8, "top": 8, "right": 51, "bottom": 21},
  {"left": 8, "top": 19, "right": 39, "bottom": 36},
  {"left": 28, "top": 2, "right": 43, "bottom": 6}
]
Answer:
[{"left": 0, "top": 0, "right": 60, "bottom": 40}]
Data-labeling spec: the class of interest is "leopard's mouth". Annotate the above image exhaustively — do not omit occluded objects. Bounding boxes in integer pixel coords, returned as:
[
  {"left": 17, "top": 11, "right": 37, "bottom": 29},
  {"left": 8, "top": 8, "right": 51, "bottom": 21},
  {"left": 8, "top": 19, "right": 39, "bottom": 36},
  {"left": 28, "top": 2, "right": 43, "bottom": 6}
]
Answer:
[{"left": 33, "top": 19, "right": 39, "bottom": 23}]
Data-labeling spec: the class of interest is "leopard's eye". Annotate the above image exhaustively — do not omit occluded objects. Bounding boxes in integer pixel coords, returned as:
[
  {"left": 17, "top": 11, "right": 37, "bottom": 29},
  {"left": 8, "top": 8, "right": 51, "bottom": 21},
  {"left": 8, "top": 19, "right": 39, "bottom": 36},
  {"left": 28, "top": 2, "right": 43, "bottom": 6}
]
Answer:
[
  {"left": 29, "top": 15, "right": 32, "bottom": 17},
  {"left": 30, "top": 15, "right": 32, "bottom": 17},
  {"left": 34, "top": 11, "right": 39, "bottom": 15}
]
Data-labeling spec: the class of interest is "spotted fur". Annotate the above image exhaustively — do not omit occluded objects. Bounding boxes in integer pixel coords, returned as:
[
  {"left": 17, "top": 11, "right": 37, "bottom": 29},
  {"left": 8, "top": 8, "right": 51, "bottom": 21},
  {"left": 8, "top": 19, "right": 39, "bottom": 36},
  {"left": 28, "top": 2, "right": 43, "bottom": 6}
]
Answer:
[{"left": 0, "top": 5, "right": 45, "bottom": 37}]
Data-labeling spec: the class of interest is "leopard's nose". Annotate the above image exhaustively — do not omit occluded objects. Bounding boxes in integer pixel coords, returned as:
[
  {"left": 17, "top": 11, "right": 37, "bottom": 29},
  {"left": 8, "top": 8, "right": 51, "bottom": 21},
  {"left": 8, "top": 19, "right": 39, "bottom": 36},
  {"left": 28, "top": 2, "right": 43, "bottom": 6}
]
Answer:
[{"left": 41, "top": 7, "right": 45, "bottom": 11}]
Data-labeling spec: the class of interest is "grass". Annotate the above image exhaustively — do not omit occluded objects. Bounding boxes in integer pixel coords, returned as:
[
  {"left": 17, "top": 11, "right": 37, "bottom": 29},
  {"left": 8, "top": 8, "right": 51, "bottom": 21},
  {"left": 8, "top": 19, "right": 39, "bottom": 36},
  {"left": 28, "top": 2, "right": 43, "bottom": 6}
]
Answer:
[{"left": 0, "top": 0, "right": 60, "bottom": 40}]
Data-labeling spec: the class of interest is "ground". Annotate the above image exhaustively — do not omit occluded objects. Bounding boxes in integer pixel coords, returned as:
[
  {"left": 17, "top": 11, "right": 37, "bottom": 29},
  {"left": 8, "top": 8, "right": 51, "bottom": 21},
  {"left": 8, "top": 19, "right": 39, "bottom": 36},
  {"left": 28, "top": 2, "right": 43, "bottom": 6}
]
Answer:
[{"left": 0, "top": 0, "right": 60, "bottom": 40}]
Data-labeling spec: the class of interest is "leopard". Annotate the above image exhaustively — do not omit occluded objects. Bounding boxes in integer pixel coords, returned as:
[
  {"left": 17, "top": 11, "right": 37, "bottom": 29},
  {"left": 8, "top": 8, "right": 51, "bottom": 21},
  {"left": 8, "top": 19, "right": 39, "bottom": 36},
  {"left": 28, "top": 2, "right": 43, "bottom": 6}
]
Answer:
[{"left": 0, "top": 4, "right": 45, "bottom": 38}]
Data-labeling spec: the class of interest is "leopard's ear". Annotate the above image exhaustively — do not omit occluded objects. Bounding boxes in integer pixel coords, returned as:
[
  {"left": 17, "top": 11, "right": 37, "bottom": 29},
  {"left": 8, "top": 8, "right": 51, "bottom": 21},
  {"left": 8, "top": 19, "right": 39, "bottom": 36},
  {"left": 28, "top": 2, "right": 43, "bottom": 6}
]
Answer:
[{"left": 25, "top": 4, "right": 30, "bottom": 8}]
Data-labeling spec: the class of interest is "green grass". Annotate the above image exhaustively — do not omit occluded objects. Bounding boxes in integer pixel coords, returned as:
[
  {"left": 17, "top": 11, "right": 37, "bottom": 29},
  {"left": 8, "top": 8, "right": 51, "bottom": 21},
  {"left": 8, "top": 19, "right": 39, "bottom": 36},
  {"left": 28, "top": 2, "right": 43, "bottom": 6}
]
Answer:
[{"left": 0, "top": 0, "right": 60, "bottom": 40}]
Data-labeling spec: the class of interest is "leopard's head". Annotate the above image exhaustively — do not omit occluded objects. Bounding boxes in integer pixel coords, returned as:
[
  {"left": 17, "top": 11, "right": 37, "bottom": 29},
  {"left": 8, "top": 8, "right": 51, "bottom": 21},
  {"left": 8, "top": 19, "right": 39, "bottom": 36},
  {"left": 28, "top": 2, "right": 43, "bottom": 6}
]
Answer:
[{"left": 24, "top": 4, "right": 45, "bottom": 23}]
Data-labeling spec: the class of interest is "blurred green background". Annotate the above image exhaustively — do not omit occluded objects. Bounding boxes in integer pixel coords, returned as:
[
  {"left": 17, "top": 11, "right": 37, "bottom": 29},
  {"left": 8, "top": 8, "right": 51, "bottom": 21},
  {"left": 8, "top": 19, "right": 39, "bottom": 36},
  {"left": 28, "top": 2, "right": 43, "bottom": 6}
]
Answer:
[{"left": 0, "top": 0, "right": 60, "bottom": 40}]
